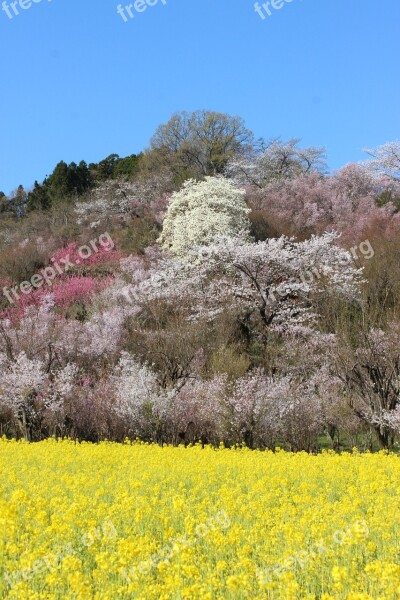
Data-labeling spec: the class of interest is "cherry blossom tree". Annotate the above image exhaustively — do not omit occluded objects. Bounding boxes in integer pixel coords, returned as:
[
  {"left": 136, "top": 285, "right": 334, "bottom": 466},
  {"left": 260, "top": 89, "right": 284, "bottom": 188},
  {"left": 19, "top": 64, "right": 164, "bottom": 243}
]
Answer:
[
  {"left": 332, "top": 163, "right": 377, "bottom": 201},
  {"left": 170, "top": 365, "right": 328, "bottom": 451},
  {"left": 41, "top": 363, "right": 79, "bottom": 437},
  {"left": 334, "top": 323, "right": 400, "bottom": 448},
  {"left": 75, "top": 175, "right": 173, "bottom": 225},
  {"left": 0, "top": 351, "right": 78, "bottom": 440},
  {"left": 245, "top": 164, "right": 400, "bottom": 242},
  {"left": 0, "top": 352, "right": 45, "bottom": 440},
  {"left": 169, "top": 375, "right": 227, "bottom": 445},
  {"left": 0, "top": 290, "right": 128, "bottom": 368},
  {"left": 112, "top": 353, "right": 168, "bottom": 440},
  {"left": 247, "top": 172, "right": 333, "bottom": 236},
  {"left": 141, "top": 232, "right": 363, "bottom": 341},
  {"left": 226, "top": 139, "right": 326, "bottom": 189},
  {"left": 363, "top": 141, "right": 400, "bottom": 181}
]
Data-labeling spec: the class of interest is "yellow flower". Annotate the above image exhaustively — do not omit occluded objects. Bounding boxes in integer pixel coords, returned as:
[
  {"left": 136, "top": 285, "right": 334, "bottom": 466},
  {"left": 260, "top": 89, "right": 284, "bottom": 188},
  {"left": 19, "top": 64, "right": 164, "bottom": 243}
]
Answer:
[{"left": 1, "top": 439, "right": 400, "bottom": 599}]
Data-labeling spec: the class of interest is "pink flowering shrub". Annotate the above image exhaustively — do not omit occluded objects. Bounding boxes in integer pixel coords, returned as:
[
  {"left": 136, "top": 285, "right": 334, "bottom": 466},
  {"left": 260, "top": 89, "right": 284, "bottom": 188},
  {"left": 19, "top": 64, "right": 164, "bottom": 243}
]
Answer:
[
  {"left": 3, "top": 276, "right": 112, "bottom": 319},
  {"left": 51, "top": 276, "right": 113, "bottom": 308},
  {"left": 51, "top": 242, "right": 123, "bottom": 272}
]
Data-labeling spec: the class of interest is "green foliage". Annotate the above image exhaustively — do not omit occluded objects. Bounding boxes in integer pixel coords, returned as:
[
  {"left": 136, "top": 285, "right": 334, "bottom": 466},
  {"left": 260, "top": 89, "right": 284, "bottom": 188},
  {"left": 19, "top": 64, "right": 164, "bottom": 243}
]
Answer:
[
  {"left": 26, "top": 160, "right": 93, "bottom": 212},
  {"left": 147, "top": 110, "right": 255, "bottom": 182},
  {"left": 209, "top": 346, "right": 251, "bottom": 380},
  {"left": 25, "top": 154, "right": 140, "bottom": 213},
  {"left": 0, "top": 192, "right": 13, "bottom": 216},
  {"left": 46, "top": 160, "right": 93, "bottom": 201},
  {"left": 112, "top": 154, "right": 140, "bottom": 179},
  {"left": 26, "top": 181, "right": 51, "bottom": 212},
  {"left": 89, "top": 153, "right": 140, "bottom": 181},
  {"left": 91, "top": 154, "right": 120, "bottom": 180}
]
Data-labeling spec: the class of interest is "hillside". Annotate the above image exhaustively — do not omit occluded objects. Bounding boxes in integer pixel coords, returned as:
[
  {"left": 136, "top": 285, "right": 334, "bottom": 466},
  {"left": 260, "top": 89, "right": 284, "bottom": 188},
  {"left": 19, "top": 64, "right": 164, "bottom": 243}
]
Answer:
[{"left": 1, "top": 112, "right": 400, "bottom": 451}]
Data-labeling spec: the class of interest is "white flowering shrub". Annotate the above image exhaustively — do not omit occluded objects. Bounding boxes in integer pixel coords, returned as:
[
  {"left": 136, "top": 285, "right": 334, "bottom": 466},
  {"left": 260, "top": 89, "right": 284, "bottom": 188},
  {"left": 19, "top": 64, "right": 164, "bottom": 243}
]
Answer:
[
  {"left": 112, "top": 353, "right": 168, "bottom": 438},
  {"left": 40, "top": 363, "right": 79, "bottom": 437},
  {"left": 159, "top": 177, "right": 251, "bottom": 256},
  {"left": 74, "top": 174, "right": 172, "bottom": 224},
  {"left": 0, "top": 352, "right": 78, "bottom": 440},
  {"left": 0, "top": 352, "right": 46, "bottom": 422}
]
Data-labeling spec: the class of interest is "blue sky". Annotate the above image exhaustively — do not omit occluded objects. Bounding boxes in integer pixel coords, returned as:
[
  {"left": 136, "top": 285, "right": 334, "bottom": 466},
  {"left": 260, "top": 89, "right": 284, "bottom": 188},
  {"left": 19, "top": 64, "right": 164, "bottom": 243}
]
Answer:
[{"left": 0, "top": 0, "right": 399, "bottom": 194}]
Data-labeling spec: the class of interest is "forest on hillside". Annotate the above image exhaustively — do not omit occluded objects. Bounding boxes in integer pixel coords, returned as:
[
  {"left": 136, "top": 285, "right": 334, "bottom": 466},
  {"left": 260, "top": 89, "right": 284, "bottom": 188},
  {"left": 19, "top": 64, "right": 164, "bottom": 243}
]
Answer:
[{"left": 1, "top": 110, "right": 400, "bottom": 451}]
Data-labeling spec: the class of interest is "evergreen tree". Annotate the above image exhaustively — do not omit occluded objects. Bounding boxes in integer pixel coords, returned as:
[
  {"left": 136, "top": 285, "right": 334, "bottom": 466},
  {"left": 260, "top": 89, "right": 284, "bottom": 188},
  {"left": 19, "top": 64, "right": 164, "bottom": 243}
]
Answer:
[{"left": 26, "top": 181, "right": 51, "bottom": 212}]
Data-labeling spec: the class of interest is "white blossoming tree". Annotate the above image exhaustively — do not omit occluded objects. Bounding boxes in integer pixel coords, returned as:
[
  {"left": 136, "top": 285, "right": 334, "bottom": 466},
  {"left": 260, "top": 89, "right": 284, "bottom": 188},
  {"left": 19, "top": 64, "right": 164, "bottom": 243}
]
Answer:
[
  {"left": 225, "top": 139, "right": 327, "bottom": 189},
  {"left": 0, "top": 352, "right": 79, "bottom": 440},
  {"left": 363, "top": 141, "right": 400, "bottom": 181},
  {"left": 44, "top": 363, "right": 79, "bottom": 437},
  {"left": 112, "top": 353, "right": 168, "bottom": 439},
  {"left": 140, "top": 232, "right": 363, "bottom": 341},
  {"left": 159, "top": 177, "right": 251, "bottom": 256},
  {"left": 334, "top": 323, "right": 400, "bottom": 448},
  {"left": 0, "top": 352, "right": 46, "bottom": 440}
]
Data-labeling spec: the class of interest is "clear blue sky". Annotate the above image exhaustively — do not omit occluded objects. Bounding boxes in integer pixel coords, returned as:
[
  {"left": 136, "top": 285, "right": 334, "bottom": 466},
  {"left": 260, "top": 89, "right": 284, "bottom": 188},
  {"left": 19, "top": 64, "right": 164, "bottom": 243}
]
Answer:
[{"left": 1, "top": 0, "right": 399, "bottom": 194}]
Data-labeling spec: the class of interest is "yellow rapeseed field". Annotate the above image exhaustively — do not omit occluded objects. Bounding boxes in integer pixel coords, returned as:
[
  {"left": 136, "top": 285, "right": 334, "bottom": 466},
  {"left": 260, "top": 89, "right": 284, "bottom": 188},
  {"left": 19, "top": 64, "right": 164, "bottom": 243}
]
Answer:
[{"left": 0, "top": 440, "right": 399, "bottom": 599}]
